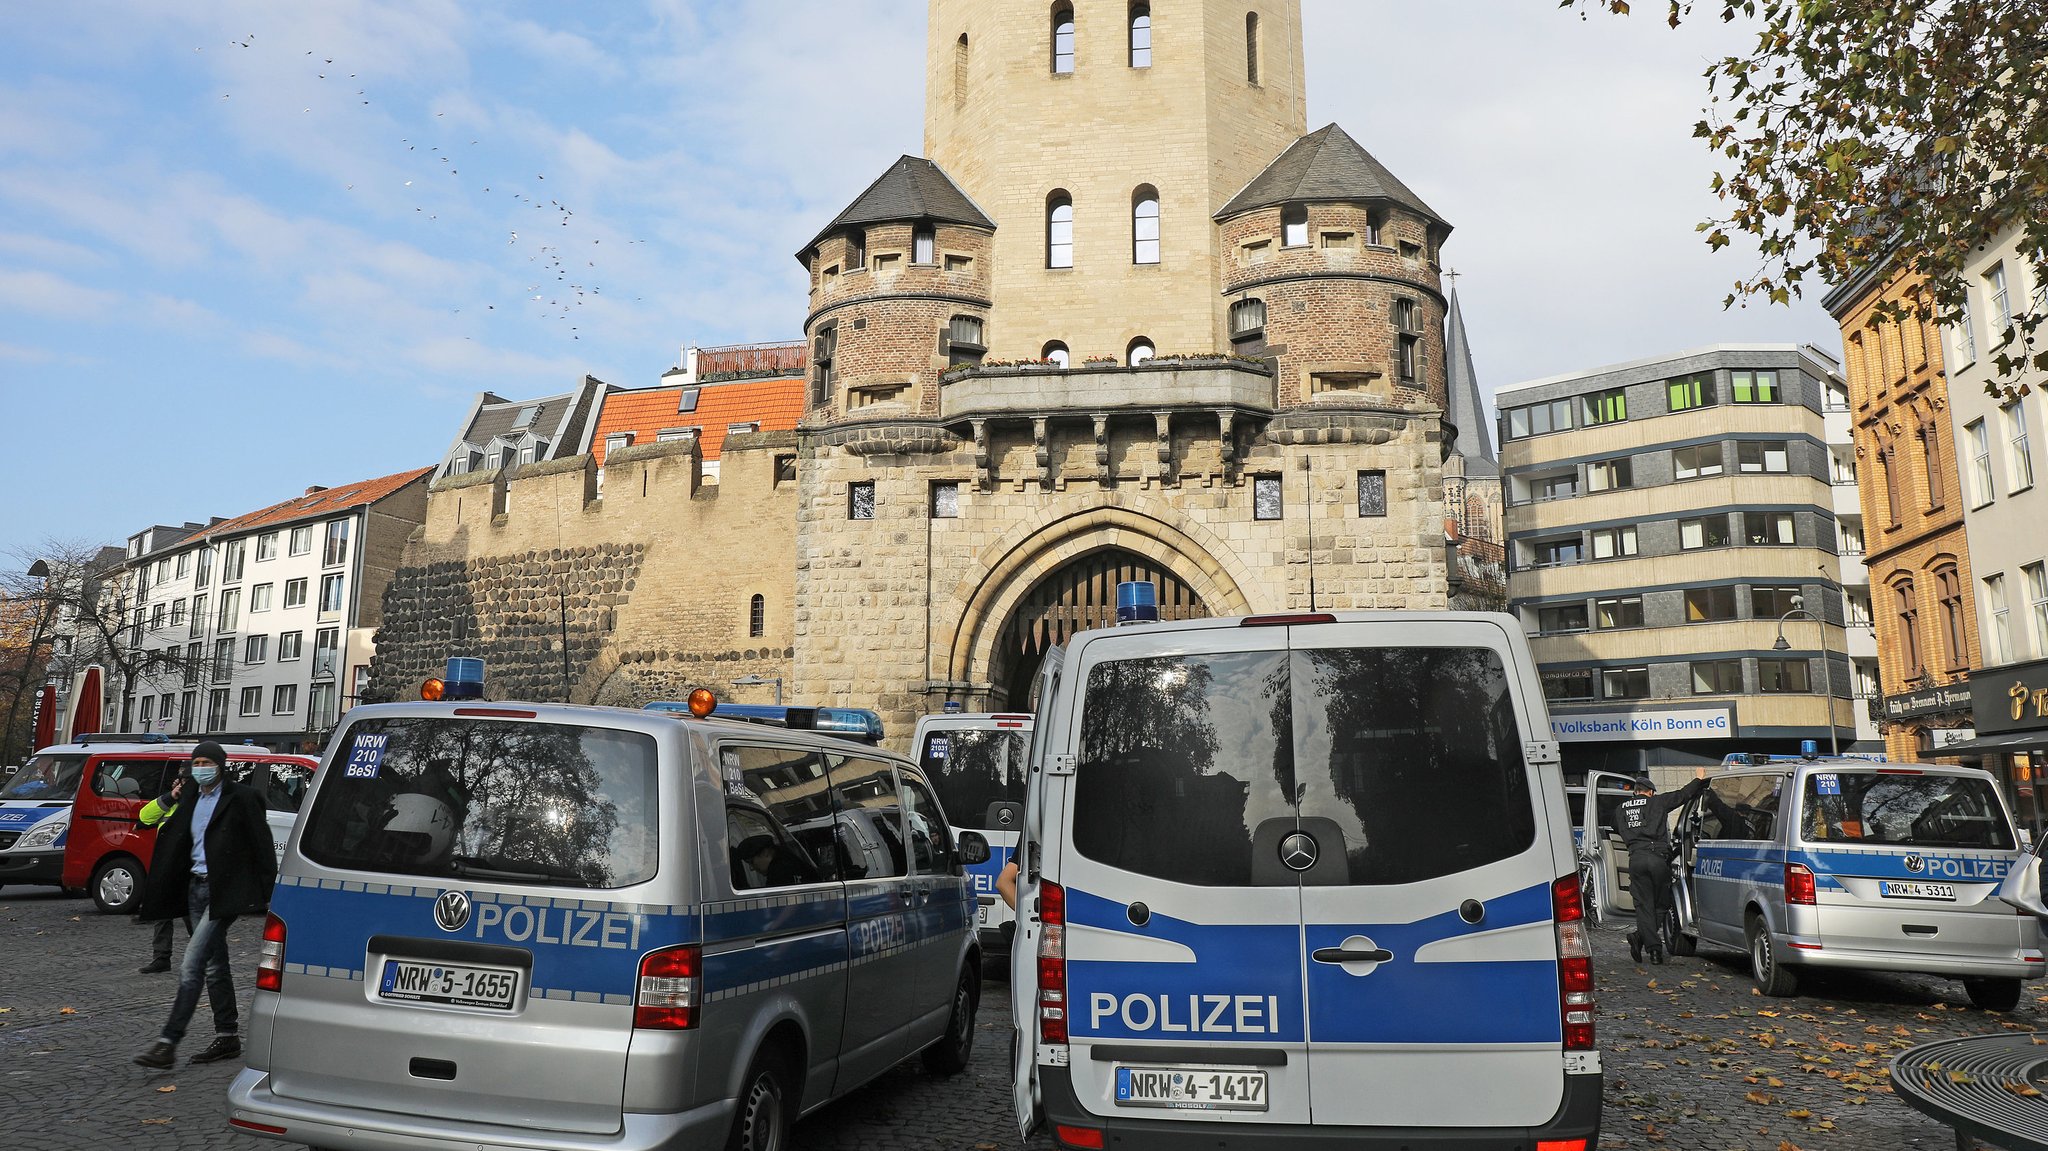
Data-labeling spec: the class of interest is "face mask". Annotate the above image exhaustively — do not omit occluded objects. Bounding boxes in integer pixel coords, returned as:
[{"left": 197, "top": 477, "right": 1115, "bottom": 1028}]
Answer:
[{"left": 191, "top": 764, "right": 220, "bottom": 787}]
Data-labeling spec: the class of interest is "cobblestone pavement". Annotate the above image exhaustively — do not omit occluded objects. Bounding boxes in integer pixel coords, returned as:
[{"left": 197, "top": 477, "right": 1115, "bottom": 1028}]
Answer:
[{"left": 2, "top": 886, "right": 2038, "bottom": 1150}]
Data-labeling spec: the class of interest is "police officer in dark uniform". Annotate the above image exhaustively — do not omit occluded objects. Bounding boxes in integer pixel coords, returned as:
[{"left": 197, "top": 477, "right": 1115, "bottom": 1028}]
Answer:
[{"left": 1617, "top": 765, "right": 1711, "bottom": 965}]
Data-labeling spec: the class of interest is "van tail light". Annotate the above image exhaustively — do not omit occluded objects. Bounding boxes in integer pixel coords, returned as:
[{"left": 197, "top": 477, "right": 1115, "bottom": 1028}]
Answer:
[
  {"left": 1535, "top": 1141, "right": 1589, "bottom": 1151},
  {"left": 635, "top": 945, "right": 701, "bottom": 1029},
  {"left": 1038, "top": 880, "right": 1069, "bottom": 1045},
  {"left": 1055, "top": 1124, "right": 1105, "bottom": 1149},
  {"left": 1552, "top": 873, "right": 1594, "bottom": 1051},
  {"left": 1785, "top": 863, "right": 1818, "bottom": 906},
  {"left": 255, "top": 913, "right": 286, "bottom": 993}
]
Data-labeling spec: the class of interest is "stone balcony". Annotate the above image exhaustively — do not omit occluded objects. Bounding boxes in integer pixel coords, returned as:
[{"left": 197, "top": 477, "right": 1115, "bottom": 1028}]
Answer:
[{"left": 937, "top": 358, "right": 1276, "bottom": 424}]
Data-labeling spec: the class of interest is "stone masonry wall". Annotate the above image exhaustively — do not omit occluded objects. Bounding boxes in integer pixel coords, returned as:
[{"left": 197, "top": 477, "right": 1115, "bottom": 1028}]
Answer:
[{"left": 368, "top": 435, "right": 799, "bottom": 711}]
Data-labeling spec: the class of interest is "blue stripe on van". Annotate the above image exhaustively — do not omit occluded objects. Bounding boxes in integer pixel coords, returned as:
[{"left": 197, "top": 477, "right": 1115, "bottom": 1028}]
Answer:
[
  {"left": 1693, "top": 843, "right": 2022, "bottom": 889},
  {"left": 1066, "top": 888, "right": 1307, "bottom": 1044},
  {"left": 271, "top": 881, "right": 698, "bottom": 998},
  {"left": 703, "top": 889, "right": 846, "bottom": 946}
]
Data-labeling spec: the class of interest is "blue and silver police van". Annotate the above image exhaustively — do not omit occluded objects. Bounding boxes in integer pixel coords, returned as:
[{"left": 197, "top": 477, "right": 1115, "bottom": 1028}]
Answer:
[
  {"left": 226, "top": 684, "right": 988, "bottom": 1151},
  {"left": 1675, "top": 754, "right": 2043, "bottom": 1007},
  {"left": 911, "top": 710, "right": 1033, "bottom": 950},
  {"left": 0, "top": 745, "right": 87, "bottom": 889},
  {"left": 1009, "top": 601, "right": 1600, "bottom": 1150}
]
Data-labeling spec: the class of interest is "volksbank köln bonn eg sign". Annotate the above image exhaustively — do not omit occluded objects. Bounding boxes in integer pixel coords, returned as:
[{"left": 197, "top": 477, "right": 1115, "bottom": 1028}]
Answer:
[{"left": 1549, "top": 707, "right": 1733, "bottom": 742}]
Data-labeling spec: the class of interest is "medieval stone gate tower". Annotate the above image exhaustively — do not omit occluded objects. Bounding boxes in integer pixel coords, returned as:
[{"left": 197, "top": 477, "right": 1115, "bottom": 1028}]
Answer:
[{"left": 792, "top": 0, "right": 1488, "bottom": 733}]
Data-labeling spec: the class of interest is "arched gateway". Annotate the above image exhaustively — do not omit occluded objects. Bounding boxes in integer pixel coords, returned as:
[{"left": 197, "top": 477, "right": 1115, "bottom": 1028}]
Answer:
[{"left": 988, "top": 548, "right": 1207, "bottom": 709}]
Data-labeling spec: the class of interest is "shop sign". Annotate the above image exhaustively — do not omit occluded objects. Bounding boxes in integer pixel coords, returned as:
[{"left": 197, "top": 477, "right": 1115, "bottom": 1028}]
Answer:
[
  {"left": 1882, "top": 683, "right": 1973, "bottom": 721},
  {"left": 1550, "top": 707, "right": 1732, "bottom": 743},
  {"left": 1973, "top": 656, "right": 2048, "bottom": 736}
]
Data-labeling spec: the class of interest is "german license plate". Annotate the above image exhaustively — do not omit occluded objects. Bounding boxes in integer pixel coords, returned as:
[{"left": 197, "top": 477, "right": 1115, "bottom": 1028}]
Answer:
[
  {"left": 378, "top": 959, "right": 518, "bottom": 1009},
  {"left": 1879, "top": 881, "right": 1957, "bottom": 901},
  {"left": 1115, "top": 1065, "right": 1269, "bottom": 1111}
]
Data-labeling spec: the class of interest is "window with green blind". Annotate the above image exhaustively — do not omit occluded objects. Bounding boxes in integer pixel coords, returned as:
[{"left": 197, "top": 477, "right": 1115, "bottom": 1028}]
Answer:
[
  {"left": 1667, "top": 374, "right": 1714, "bottom": 412},
  {"left": 1731, "top": 370, "right": 1780, "bottom": 403},
  {"left": 1580, "top": 388, "right": 1628, "bottom": 426}
]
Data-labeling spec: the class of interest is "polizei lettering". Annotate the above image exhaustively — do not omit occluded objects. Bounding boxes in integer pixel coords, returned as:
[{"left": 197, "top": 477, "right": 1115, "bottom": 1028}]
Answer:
[
  {"left": 473, "top": 904, "right": 646, "bottom": 950},
  {"left": 1089, "top": 992, "right": 1283, "bottom": 1034}
]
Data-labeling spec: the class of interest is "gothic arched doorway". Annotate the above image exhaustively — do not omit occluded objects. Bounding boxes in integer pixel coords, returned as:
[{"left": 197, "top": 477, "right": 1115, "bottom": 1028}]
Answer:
[{"left": 989, "top": 547, "right": 1208, "bottom": 709}]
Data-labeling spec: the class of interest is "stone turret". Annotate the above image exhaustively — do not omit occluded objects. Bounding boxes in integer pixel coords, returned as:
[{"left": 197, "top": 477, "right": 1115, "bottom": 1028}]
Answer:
[
  {"left": 798, "top": 156, "right": 995, "bottom": 423},
  {"left": 1215, "top": 123, "right": 1452, "bottom": 411}
]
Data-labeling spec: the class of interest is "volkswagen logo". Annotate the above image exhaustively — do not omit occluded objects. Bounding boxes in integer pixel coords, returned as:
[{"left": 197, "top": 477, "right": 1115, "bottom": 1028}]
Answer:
[
  {"left": 1279, "top": 832, "right": 1318, "bottom": 872},
  {"left": 434, "top": 889, "right": 472, "bottom": 932},
  {"left": 1904, "top": 855, "right": 1926, "bottom": 874}
]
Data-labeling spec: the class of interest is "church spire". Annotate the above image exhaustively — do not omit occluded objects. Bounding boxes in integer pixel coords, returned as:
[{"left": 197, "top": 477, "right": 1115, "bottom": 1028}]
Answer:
[{"left": 1443, "top": 278, "right": 1496, "bottom": 476}]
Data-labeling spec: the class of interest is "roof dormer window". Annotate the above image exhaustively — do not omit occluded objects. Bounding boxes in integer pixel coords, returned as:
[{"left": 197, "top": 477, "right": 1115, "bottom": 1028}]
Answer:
[{"left": 513, "top": 404, "right": 539, "bottom": 430}]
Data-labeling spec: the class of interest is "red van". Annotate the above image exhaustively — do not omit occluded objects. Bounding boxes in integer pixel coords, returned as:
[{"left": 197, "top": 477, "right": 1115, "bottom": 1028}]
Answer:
[{"left": 59, "top": 742, "right": 317, "bottom": 914}]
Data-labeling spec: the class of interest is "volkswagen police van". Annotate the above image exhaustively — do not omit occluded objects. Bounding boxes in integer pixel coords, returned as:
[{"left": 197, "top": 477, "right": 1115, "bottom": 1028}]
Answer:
[
  {"left": 1009, "top": 607, "right": 1600, "bottom": 1150},
  {"left": 1675, "top": 756, "right": 2042, "bottom": 1007},
  {"left": 226, "top": 692, "right": 989, "bottom": 1151},
  {"left": 0, "top": 744, "right": 89, "bottom": 891},
  {"left": 911, "top": 710, "right": 1033, "bottom": 950}
]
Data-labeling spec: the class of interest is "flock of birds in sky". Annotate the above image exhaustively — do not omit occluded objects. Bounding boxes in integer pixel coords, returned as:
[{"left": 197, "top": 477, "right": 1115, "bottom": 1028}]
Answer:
[{"left": 200, "top": 30, "right": 657, "bottom": 342}]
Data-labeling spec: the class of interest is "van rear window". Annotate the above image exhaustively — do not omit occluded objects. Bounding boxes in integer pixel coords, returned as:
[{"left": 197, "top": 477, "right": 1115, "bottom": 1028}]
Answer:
[
  {"left": 300, "top": 717, "right": 658, "bottom": 888},
  {"left": 1801, "top": 772, "right": 2014, "bottom": 850},
  {"left": 1073, "top": 646, "right": 1535, "bottom": 887},
  {"left": 921, "top": 728, "right": 1028, "bottom": 830}
]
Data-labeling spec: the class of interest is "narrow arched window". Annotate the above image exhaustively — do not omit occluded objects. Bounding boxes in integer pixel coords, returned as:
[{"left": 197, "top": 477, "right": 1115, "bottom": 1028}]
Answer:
[
  {"left": 1132, "top": 186, "right": 1160, "bottom": 264},
  {"left": 748, "top": 594, "right": 765, "bottom": 638},
  {"left": 1128, "top": 337, "right": 1155, "bottom": 366},
  {"left": 1047, "top": 191, "right": 1074, "bottom": 268},
  {"left": 1245, "top": 12, "right": 1260, "bottom": 85},
  {"left": 1052, "top": 3, "right": 1076, "bottom": 74},
  {"left": 1042, "top": 341, "right": 1070, "bottom": 368},
  {"left": 1129, "top": 4, "right": 1152, "bottom": 67},
  {"left": 847, "top": 228, "right": 866, "bottom": 271},
  {"left": 954, "top": 34, "right": 970, "bottom": 109}
]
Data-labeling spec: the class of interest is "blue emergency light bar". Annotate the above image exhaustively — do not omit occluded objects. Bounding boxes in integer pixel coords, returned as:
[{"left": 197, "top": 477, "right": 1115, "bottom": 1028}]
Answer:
[
  {"left": 1116, "top": 580, "right": 1159, "bottom": 625},
  {"left": 642, "top": 700, "right": 885, "bottom": 744},
  {"left": 444, "top": 656, "right": 486, "bottom": 702}
]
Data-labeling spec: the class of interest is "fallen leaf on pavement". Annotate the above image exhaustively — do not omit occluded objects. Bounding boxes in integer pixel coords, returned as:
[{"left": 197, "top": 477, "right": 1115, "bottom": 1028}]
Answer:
[
  {"left": 1746, "top": 1091, "right": 1778, "bottom": 1105},
  {"left": 156, "top": 1085, "right": 176, "bottom": 1094},
  {"left": 58, "top": 1007, "right": 76, "bottom": 1015}
]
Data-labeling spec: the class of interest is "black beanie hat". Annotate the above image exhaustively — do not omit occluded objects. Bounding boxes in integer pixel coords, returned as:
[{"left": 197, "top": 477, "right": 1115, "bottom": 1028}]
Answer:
[{"left": 191, "top": 741, "right": 228, "bottom": 767}]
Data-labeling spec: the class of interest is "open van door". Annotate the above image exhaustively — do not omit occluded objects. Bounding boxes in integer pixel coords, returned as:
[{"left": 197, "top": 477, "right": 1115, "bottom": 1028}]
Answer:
[
  {"left": 1011, "top": 645, "right": 1062, "bottom": 1139},
  {"left": 1578, "top": 771, "right": 1633, "bottom": 925}
]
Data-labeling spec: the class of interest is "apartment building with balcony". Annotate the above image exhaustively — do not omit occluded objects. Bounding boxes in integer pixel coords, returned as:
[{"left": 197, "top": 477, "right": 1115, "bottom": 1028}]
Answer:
[
  {"left": 1498, "top": 344, "right": 1868, "bottom": 777},
  {"left": 117, "top": 468, "right": 431, "bottom": 750}
]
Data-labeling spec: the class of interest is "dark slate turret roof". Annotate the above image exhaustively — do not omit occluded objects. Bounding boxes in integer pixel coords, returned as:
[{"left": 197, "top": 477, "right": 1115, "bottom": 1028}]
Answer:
[
  {"left": 1443, "top": 284, "right": 1497, "bottom": 476},
  {"left": 1215, "top": 123, "right": 1448, "bottom": 228},
  {"left": 798, "top": 155, "right": 994, "bottom": 264}
]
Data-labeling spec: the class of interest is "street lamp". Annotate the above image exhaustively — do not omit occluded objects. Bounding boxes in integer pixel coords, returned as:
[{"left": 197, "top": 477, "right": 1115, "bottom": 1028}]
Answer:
[
  {"left": 1773, "top": 595, "right": 1839, "bottom": 757},
  {"left": 731, "top": 674, "right": 783, "bottom": 705}
]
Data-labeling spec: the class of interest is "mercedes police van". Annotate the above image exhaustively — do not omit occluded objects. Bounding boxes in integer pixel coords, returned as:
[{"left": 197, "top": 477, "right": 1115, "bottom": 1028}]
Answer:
[
  {"left": 225, "top": 682, "right": 990, "bottom": 1151},
  {"left": 0, "top": 744, "right": 89, "bottom": 890},
  {"left": 912, "top": 710, "right": 1033, "bottom": 950},
  {"left": 1009, "top": 595, "right": 1600, "bottom": 1150},
  {"left": 1675, "top": 754, "right": 2042, "bottom": 1007}
]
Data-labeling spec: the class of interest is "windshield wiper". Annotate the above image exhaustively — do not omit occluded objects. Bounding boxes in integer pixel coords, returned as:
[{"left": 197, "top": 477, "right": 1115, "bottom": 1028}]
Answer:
[{"left": 447, "top": 855, "right": 592, "bottom": 885}]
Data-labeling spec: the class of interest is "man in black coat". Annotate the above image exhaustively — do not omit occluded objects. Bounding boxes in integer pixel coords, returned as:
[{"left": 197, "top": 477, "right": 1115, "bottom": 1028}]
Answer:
[
  {"left": 1617, "top": 765, "right": 1711, "bottom": 966},
  {"left": 133, "top": 742, "right": 276, "bottom": 1069}
]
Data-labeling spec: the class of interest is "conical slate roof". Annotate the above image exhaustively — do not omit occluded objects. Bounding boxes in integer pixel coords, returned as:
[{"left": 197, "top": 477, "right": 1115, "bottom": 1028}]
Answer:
[
  {"left": 1215, "top": 123, "right": 1448, "bottom": 228},
  {"left": 798, "top": 155, "right": 994, "bottom": 264},
  {"left": 1443, "top": 283, "right": 1497, "bottom": 476}
]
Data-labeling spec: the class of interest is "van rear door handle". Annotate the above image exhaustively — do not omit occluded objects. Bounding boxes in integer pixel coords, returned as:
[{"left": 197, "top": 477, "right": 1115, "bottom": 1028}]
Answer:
[{"left": 1312, "top": 947, "right": 1394, "bottom": 964}]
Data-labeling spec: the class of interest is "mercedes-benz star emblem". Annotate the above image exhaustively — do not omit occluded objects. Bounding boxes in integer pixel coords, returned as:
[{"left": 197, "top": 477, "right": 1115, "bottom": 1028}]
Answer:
[
  {"left": 1279, "top": 832, "right": 1319, "bottom": 872},
  {"left": 434, "top": 889, "right": 472, "bottom": 932},
  {"left": 1904, "top": 855, "right": 1925, "bottom": 874}
]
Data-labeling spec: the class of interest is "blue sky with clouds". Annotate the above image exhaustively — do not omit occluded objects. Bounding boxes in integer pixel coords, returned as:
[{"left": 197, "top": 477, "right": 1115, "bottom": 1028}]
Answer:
[{"left": 0, "top": 1, "right": 1834, "bottom": 561}]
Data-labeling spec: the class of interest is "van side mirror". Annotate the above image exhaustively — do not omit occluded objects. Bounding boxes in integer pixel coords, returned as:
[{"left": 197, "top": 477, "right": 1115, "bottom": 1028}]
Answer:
[
  {"left": 1998, "top": 853, "right": 2048, "bottom": 920},
  {"left": 985, "top": 801, "right": 1024, "bottom": 834},
  {"left": 956, "top": 830, "right": 991, "bottom": 866}
]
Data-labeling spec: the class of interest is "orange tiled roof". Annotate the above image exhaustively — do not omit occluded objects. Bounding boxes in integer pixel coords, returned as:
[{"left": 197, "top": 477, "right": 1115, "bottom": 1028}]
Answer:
[
  {"left": 202, "top": 466, "right": 435, "bottom": 540},
  {"left": 591, "top": 377, "right": 805, "bottom": 466}
]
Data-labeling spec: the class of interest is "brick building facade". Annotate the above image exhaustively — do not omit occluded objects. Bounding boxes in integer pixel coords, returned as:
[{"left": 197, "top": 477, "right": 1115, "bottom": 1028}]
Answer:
[{"left": 1823, "top": 255, "right": 1980, "bottom": 760}]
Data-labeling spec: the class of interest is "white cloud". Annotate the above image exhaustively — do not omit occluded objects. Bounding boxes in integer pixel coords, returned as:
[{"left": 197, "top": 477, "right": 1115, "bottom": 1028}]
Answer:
[{"left": 0, "top": 268, "right": 122, "bottom": 318}]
